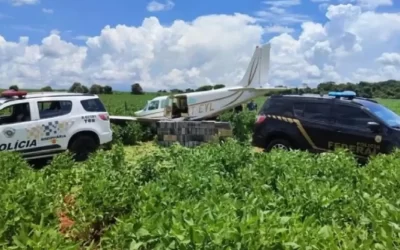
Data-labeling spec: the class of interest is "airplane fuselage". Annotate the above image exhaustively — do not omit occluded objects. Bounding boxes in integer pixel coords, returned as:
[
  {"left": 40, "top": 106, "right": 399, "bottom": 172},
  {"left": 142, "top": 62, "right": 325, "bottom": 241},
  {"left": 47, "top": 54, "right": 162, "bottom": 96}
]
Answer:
[
  {"left": 184, "top": 87, "right": 270, "bottom": 119},
  {"left": 134, "top": 86, "right": 273, "bottom": 120}
]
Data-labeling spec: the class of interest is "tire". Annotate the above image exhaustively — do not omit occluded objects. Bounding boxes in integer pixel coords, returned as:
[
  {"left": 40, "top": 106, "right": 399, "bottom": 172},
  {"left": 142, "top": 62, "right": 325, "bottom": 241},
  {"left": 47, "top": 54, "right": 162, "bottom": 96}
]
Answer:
[
  {"left": 264, "top": 138, "right": 291, "bottom": 152},
  {"left": 68, "top": 135, "right": 99, "bottom": 162}
]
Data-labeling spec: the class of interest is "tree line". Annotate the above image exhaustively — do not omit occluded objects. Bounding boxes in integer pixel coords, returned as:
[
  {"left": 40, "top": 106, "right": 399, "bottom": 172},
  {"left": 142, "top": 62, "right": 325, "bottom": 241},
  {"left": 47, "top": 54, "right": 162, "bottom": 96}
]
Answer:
[
  {"left": 152, "top": 80, "right": 400, "bottom": 99},
  {"left": 7, "top": 83, "right": 113, "bottom": 95},
  {"left": 6, "top": 79, "right": 400, "bottom": 98},
  {"left": 270, "top": 80, "right": 400, "bottom": 99}
]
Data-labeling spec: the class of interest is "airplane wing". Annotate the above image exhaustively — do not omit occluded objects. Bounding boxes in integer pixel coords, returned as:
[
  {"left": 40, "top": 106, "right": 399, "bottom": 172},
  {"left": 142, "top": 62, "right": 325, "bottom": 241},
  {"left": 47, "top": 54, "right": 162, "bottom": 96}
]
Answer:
[
  {"left": 109, "top": 115, "right": 137, "bottom": 121},
  {"left": 228, "top": 87, "right": 291, "bottom": 91},
  {"left": 109, "top": 115, "right": 168, "bottom": 125}
]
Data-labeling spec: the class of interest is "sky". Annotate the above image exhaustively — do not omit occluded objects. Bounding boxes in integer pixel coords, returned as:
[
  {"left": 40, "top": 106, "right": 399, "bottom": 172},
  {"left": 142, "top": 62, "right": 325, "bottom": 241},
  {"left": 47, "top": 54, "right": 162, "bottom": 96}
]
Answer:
[{"left": 0, "top": 0, "right": 399, "bottom": 92}]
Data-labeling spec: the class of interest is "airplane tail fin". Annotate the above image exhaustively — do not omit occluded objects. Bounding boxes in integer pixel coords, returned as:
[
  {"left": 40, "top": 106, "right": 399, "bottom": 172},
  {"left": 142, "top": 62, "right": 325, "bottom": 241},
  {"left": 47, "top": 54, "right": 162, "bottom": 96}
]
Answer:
[{"left": 238, "top": 43, "right": 271, "bottom": 88}]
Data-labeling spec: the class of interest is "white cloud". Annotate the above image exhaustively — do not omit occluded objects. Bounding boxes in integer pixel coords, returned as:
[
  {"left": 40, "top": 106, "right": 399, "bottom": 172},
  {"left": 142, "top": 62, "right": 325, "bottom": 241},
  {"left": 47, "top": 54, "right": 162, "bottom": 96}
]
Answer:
[
  {"left": 377, "top": 53, "right": 400, "bottom": 66},
  {"left": 255, "top": 9, "right": 310, "bottom": 25},
  {"left": 340, "top": 0, "right": 392, "bottom": 9},
  {"left": 73, "top": 35, "right": 90, "bottom": 41},
  {"left": 9, "top": 0, "right": 39, "bottom": 6},
  {"left": 264, "top": 25, "right": 295, "bottom": 34},
  {"left": 42, "top": 8, "right": 54, "bottom": 14},
  {"left": 0, "top": 4, "right": 399, "bottom": 91},
  {"left": 267, "top": 3, "right": 400, "bottom": 85},
  {"left": 256, "top": 0, "right": 310, "bottom": 25},
  {"left": 146, "top": 0, "right": 174, "bottom": 12}
]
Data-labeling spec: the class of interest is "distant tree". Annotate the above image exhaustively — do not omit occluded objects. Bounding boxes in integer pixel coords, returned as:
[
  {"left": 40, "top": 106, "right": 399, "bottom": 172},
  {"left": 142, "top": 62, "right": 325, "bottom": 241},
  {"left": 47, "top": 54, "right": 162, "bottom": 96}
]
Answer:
[
  {"left": 185, "top": 88, "right": 195, "bottom": 92},
  {"left": 213, "top": 84, "right": 225, "bottom": 89},
  {"left": 170, "top": 89, "right": 183, "bottom": 93},
  {"left": 82, "top": 85, "right": 89, "bottom": 93},
  {"left": 196, "top": 85, "right": 213, "bottom": 92},
  {"left": 9, "top": 85, "right": 19, "bottom": 91},
  {"left": 89, "top": 84, "right": 103, "bottom": 94},
  {"left": 131, "top": 83, "right": 144, "bottom": 95},
  {"left": 103, "top": 85, "right": 113, "bottom": 94},
  {"left": 69, "top": 82, "right": 83, "bottom": 93},
  {"left": 41, "top": 86, "right": 53, "bottom": 91}
]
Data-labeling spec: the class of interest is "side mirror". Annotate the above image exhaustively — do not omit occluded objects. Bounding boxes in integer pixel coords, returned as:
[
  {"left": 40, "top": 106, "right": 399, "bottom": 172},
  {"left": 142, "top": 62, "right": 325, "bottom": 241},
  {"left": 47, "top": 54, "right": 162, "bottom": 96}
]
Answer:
[{"left": 367, "top": 121, "right": 380, "bottom": 132}]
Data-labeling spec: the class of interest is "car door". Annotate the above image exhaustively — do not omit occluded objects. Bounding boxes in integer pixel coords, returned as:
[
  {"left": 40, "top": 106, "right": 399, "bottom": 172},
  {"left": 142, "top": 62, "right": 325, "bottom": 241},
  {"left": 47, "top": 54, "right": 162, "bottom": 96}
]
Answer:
[
  {"left": 330, "top": 103, "right": 384, "bottom": 158},
  {"left": 0, "top": 100, "right": 39, "bottom": 153},
  {"left": 293, "top": 100, "right": 337, "bottom": 152},
  {"left": 35, "top": 99, "right": 74, "bottom": 151}
]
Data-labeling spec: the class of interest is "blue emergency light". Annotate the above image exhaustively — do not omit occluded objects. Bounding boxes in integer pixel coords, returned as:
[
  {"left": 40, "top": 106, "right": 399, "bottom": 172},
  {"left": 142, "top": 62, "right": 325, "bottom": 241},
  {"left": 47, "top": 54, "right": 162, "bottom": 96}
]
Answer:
[{"left": 328, "top": 90, "right": 356, "bottom": 99}]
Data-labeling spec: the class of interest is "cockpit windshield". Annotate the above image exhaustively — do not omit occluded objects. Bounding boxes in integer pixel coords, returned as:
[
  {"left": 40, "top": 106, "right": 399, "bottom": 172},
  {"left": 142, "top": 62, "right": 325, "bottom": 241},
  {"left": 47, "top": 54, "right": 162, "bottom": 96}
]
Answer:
[
  {"left": 356, "top": 99, "right": 400, "bottom": 127},
  {"left": 142, "top": 103, "right": 148, "bottom": 111}
]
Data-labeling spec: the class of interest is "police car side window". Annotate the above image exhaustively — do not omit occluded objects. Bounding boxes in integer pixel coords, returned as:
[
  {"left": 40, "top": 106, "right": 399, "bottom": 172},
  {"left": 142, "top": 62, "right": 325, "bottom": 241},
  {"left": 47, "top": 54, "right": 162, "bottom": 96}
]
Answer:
[
  {"left": 335, "top": 105, "right": 372, "bottom": 128},
  {"left": 0, "top": 102, "right": 31, "bottom": 125},
  {"left": 302, "top": 103, "right": 332, "bottom": 123},
  {"left": 37, "top": 101, "right": 72, "bottom": 119},
  {"left": 80, "top": 99, "right": 106, "bottom": 112}
]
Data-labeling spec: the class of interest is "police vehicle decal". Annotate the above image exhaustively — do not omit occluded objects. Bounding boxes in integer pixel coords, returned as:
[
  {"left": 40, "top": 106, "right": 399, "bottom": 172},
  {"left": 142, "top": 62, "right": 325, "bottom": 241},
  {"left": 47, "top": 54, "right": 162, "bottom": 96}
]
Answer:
[
  {"left": 327, "top": 141, "right": 380, "bottom": 156},
  {"left": 26, "top": 120, "right": 74, "bottom": 141},
  {"left": 266, "top": 114, "right": 324, "bottom": 151},
  {"left": 3, "top": 128, "right": 15, "bottom": 138},
  {"left": 0, "top": 140, "right": 37, "bottom": 151},
  {"left": 266, "top": 114, "right": 381, "bottom": 157},
  {"left": 82, "top": 115, "right": 96, "bottom": 123}
]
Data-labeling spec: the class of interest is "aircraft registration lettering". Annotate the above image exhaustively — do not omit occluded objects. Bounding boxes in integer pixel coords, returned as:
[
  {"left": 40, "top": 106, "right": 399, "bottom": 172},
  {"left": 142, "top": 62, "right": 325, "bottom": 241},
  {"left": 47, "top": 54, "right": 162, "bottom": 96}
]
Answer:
[
  {"left": 196, "top": 102, "right": 215, "bottom": 114},
  {"left": 328, "top": 141, "right": 380, "bottom": 155}
]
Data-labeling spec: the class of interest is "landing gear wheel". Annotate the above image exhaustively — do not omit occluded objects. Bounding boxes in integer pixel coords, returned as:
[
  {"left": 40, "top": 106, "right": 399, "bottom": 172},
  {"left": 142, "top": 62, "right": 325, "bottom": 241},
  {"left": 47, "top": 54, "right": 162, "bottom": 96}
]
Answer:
[
  {"left": 265, "top": 139, "right": 291, "bottom": 152},
  {"left": 69, "top": 135, "right": 98, "bottom": 162}
]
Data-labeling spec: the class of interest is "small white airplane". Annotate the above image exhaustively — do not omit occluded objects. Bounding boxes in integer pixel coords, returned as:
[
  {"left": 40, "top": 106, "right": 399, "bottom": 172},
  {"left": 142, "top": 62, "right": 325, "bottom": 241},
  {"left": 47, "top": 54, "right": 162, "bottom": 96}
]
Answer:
[{"left": 110, "top": 43, "right": 288, "bottom": 123}]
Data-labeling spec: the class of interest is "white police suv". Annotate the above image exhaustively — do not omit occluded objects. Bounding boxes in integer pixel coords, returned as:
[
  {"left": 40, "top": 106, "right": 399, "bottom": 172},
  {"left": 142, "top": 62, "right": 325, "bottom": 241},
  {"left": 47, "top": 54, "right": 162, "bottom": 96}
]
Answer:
[{"left": 0, "top": 90, "right": 112, "bottom": 161}]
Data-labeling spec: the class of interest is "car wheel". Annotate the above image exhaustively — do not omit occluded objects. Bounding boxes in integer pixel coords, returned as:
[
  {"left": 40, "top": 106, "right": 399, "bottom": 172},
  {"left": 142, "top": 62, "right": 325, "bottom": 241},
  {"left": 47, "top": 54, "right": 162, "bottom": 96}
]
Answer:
[
  {"left": 265, "top": 139, "right": 291, "bottom": 152},
  {"left": 68, "top": 135, "right": 99, "bottom": 161}
]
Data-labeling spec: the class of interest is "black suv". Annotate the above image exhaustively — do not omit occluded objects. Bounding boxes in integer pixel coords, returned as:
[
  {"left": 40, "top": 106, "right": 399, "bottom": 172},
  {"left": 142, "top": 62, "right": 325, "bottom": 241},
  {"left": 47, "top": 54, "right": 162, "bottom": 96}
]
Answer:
[{"left": 252, "top": 91, "right": 400, "bottom": 160}]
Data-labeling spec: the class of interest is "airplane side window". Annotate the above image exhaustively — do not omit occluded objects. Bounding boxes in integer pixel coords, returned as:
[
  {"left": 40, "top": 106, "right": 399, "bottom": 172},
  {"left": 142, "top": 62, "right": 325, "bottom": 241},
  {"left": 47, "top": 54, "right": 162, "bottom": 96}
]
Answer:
[{"left": 148, "top": 100, "right": 159, "bottom": 110}]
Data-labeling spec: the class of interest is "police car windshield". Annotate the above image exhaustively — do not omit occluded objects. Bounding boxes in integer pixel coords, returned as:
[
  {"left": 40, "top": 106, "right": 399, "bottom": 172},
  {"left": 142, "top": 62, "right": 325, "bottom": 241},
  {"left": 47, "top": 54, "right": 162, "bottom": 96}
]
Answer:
[{"left": 357, "top": 100, "right": 400, "bottom": 127}]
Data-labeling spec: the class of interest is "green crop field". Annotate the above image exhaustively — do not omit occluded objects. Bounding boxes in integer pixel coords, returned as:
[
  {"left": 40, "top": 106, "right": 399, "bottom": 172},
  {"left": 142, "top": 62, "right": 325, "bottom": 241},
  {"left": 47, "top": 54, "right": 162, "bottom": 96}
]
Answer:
[
  {"left": 97, "top": 92, "right": 400, "bottom": 116},
  {"left": 1, "top": 92, "right": 400, "bottom": 249}
]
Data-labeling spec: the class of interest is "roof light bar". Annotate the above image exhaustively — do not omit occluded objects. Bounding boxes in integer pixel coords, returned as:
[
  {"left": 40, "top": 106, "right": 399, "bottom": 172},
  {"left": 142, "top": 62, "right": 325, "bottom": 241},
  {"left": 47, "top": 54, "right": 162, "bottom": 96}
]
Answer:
[
  {"left": 328, "top": 90, "right": 356, "bottom": 99},
  {"left": 1, "top": 90, "right": 28, "bottom": 99}
]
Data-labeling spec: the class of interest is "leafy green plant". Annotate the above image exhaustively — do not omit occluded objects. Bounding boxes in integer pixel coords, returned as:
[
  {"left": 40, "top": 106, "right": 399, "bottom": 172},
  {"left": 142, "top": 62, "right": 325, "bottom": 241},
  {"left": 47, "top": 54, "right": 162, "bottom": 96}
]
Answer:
[
  {"left": 111, "top": 122, "right": 144, "bottom": 145},
  {"left": 219, "top": 110, "right": 256, "bottom": 143}
]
